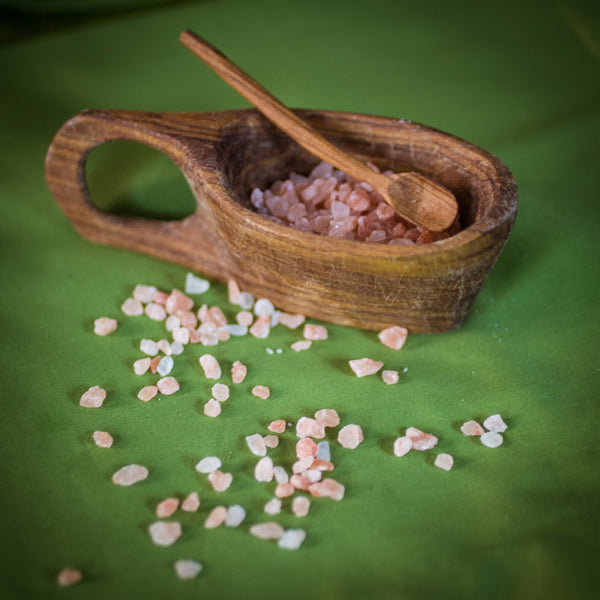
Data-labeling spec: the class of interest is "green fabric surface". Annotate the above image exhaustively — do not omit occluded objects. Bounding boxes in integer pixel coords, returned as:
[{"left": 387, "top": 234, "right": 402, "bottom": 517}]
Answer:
[{"left": 1, "top": 0, "right": 599, "bottom": 599}]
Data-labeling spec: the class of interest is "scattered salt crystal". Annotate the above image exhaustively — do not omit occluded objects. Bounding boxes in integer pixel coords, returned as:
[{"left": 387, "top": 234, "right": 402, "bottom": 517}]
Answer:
[
  {"left": 174, "top": 559, "right": 203, "bottom": 580},
  {"left": 314, "top": 409, "right": 340, "bottom": 428},
  {"left": 92, "top": 430, "right": 113, "bottom": 448},
  {"left": 292, "top": 496, "right": 311, "bottom": 517},
  {"left": 156, "top": 497, "right": 179, "bottom": 518},
  {"left": 172, "top": 326, "right": 190, "bottom": 345},
  {"left": 393, "top": 436, "right": 413, "bottom": 457},
  {"left": 93, "top": 317, "right": 118, "bottom": 336},
  {"left": 80, "top": 385, "right": 106, "bottom": 408},
  {"left": 434, "top": 453, "right": 454, "bottom": 471},
  {"left": 157, "top": 356, "right": 174, "bottom": 377},
  {"left": 290, "top": 474, "right": 312, "bottom": 490},
  {"left": 150, "top": 356, "right": 162, "bottom": 374},
  {"left": 145, "top": 303, "right": 166, "bottom": 321},
  {"left": 460, "top": 420, "right": 485, "bottom": 436},
  {"left": 204, "top": 399, "right": 221, "bottom": 417},
  {"left": 57, "top": 568, "right": 82, "bottom": 587},
  {"left": 254, "top": 298, "right": 275, "bottom": 317},
  {"left": 231, "top": 360, "right": 247, "bottom": 384},
  {"left": 166, "top": 289, "right": 194, "bottom": 315},
  {"left": 254, "top": 456, "right": 274, "bottom": 482},
  {"left": 268, "top": 419, "right": 286, "bottom": 433},
  {"left": 237, "top": 291, "right": 254, "bottom": 310},
  {"left": 316, "top": 441, "right": 331, "bottom": 462},
  {"left": 382, "top": 370, "right": 399, "bottom": 385},
  {"left": 181, "top": 492, "right": 200, "bottom": 512},
  {"left": 273, "top": 466, "right": 289, "bottom": 484},
  {"left": 303, "top": 324, "right": 328, "bottom": 340},
  {"left": 263, "top": 434, "right": 279, "bottom": 448},
  {"left": 121, "top": 297, "right": 143, "bottom": 316},
  {"left": 148, "top": 521, "right": 182, "bottom": 546},
  {"left": 225, "top": 324, "right": 248, "bottom": 336},
  {"left": 308, "top": 478, "right": 345, "bottom": 500},
  {"left": 292, "top": 456, "right": 315, "bottom": 474},
  {"left": 170, "top": 341, "right": 184, "bottom": 355},
  {"left": 211, "top": 383, "right": 230, "bottom": 402},
  {"left": 185, "top": 272, "right": 210, "bottom": 294},
  {"left": 378, "top": 326, "right": 408, "bottom": 350},
  {"left": 296, "top": 438, "right": 319, "bottom": 458},
  {"left": 112, "top": 464, "right": 149, "bottom": 486},
  {"left": 481, "top": 431, "right": 503, "bottom": 448},
  {"left": 252, "top": 385, "right": 270, "bottom": 400},
  {"left": 264, "top": 498, "right": 282, "bottom": 515},
  {"left": 275, "top": 482, "right": 295, "bottom": 498},
  {"left": 279, "top": 313, "right": 306, "bottom": 329},
  {"left": 349, "top": 358, "right": 384, "bottom": 377},
  {"left": 303, "top": 469, "right": 322, "bottom": 483},
  {"left": 338, "top": 424, "right": 364, "bottom": 449},
  {"left": 165, "top": 315, "right": 181, "bottom": 331},
  {"left": 227, "top": 278, "right": 241, "bottom": 304},
  {"left": 266, "top": 348, "right": 274, "bottom": 355},
  {"left": 291, "top": 340, "right": 312, "bottom": 352},
  {"left": 195, "top": 456, "right": 221, "bottom": 473},
  {"left": 246, "top": 433, "right": 267, "bottom": 456},
  {"left": 153, "top": 290, "right": 169, "bottom": 305},
  {"left": 249, "top": 522, "right": 284, "bottom": 540},
  {"left": 157, "top": 377, "right": 179, "bottom": 395},
  {"left": 133, "top": 284, "right": 157, "bottom": 304},
  {"left": 207, "top": 306, "right": 227, "bottom": 326},
  {"left": 133, "top": 357, "right": 151, "bottom": 375},
  {"left": 199, "top": 354, "right": 221, "bottom": 379},
  {"left": 249, "top": 315, "right": 270, "bottom": 338},
  {"left": 406, "top": 427, "right": 438, "bottom": 451},
  {"left": 204, "top": 505, "right": 228, "bottom": 529},
  {"left": 311, "top": 458, "right": 334, "bottom": 472},
  {"left": 296, "top": 417, "right": 326, "bottom": 439},
  {"left": 140, "top": 339, "right": 158, "bottom": 356},
  {"left": 483, "top": 414, "right": 508, "bottom": 433},
  {"left": 225, "top": 504, "right": 246, "bottom": 527},
  {"left": 208, "top": 470, "right": 233, "bottom": 492},
  {"left": 137, "top": 385, "right": 158, "bottom": 402},
  {"left": 278, "top": 529, "right": 306, "bottom": 550},
  {"left": 236, "top": 311, "right": 254, "bottom": 326},
  {"left": 157, "top": 339, "right": 172, "bottom": 355}
]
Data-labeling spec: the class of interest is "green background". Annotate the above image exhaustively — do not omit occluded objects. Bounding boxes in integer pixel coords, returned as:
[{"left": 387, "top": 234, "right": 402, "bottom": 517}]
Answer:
[{"left": 1, "top": 0, "right": 599, "bottom": 598}]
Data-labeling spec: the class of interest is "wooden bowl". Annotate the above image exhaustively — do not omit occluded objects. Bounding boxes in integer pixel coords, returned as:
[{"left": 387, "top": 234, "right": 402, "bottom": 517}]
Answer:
[{"left": 45, "top": 108, "right": 518, "bottom": 333}]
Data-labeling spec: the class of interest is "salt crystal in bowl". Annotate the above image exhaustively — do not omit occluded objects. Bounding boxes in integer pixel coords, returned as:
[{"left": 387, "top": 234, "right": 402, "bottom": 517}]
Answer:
[{"left": 46, "top": 109, "right": 517, "bottom": 333}]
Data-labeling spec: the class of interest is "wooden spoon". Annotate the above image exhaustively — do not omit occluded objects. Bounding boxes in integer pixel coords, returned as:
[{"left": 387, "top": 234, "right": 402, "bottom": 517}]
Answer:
[{"left": 179, "top": 30, "right": 458, "bottom": 232}]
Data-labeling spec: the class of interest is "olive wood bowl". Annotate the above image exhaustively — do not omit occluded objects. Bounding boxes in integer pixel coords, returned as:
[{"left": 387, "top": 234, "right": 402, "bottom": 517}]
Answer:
[{"left": 45, "top": 108, "right": 518, "bottom": 333}]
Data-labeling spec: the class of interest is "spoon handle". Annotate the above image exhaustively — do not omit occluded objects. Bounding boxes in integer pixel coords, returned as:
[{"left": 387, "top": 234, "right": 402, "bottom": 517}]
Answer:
[{"left": 180, "top": 30, "right": 457, "bottom": 231}]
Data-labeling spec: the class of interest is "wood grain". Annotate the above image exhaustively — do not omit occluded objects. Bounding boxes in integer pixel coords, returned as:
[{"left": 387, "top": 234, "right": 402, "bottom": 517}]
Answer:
[{"left": 45, "top": 108, "right": 518, "bottom": 333}]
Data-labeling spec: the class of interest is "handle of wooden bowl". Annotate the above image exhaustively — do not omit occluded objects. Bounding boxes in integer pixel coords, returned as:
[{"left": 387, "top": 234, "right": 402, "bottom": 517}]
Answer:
[{"left": 45, "top": 108, "right": 226, "bottom": 272}]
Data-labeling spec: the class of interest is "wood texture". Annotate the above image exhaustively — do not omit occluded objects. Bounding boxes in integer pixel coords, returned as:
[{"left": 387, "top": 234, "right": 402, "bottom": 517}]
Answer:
[
  {"left": 179, "top": 30, "right": 458, "bottom": 232},
  {"left": 44, "top": 108, "right": 518, "bottom": 333}
]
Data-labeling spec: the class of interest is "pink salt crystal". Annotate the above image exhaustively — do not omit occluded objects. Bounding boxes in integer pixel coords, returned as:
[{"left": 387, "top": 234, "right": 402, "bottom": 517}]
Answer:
[
  {"left": 175, "top": 309, "right": 197, "bottom": 329},
  {"left": 137, "top": 385, "right": 158, "bottom": 402},
  {"left": 308, "top": 478, "right": 345, "bottom": 500},
  {"left": 93, "top": 317, "right": 117, "bottom": 336},
  {"left": 393, "top": 436, "right": 413, "bottom": 457},
  {"left": 153, "top": 290, "right": 169, "bottom": 305},
  {"left": 172, "top": 326, "right": 190, "bottom": 345},
  {"left": 228, "top": 278, "right": 241, "bottom": 304},
  {"left": 92, "top": 430, "right": 113, "bottom": 448},
  {"left": 337, "top": 424, "right": 364, "bottom": 449},
  {"left": 348, "top": 358, "right": 384, "bottom": 377},
  {"left": 156, "top": 497, "right": 180, "bottom": 518},
  {"left": 296, "top": 438, "right": 319, "bottom": 459},
  {"left": 249, "top": 522, "right": 284, "bottom": 540},
  {"left": 148, "top": 521, "right": 181, "bottom": 546},
  {"left": 268, "top": 419, "right": 286, "bottom": 433},
  {"left": 263, "top": 435, "right": 279, "bottom": 449},
  {"left": 376, "top": 202, "right": 396, "bottom": 220},
  {"left": 249, "top": 315, "right": 271, "bottom": 339},
  {"left": 121, "top": 297, "right": 143, "bottom": 316},
  {"left": 216, "top": 326, "right": 230, "bottom": 342},
  {"left": 204, "top": 399, "right": 221, "bottom": 417},
  {"left": 133, "top": 357, "right": 151, "bottom": 375},
  {"left": 291, "top": 340, "right": 312, "bottom": 352},
  {"left": 311, "top": 458, "right": 334, "bottom": 472},
  {"left": 204, "top": 505, "right": 228, "bottom": 529},
  {"left": 246, "top": 434, "right": 267, "bottom": 457},
  {"left": 149, "top": 356, "right": 162, "bottom": 374},
  {"left": 290, "top": 474, "right": 312, "bottom": 491},
  {"left": 80, "top": 385, "right": 106, "bottom": 408},
  {"left": 145, "top": 302, "right": 167, "bottom": 321},
  {"left": 57, "top": 568, "right": 82, "bottom": 586},
  {"left": 208, "top": 306, "right": 227, "bottom": 327},
  {"left": 292, "top": 496, "right": 311, "bottom": 517},
  {"left": 254, "top": 457, "right": 274, "bottom": 482},
  {"left": 303, "top": 324, "right": 328, "bottom": 340},
  {"left": 112, "top": 464, "right": 149, "bottom": 486},
  {"left": 236, "top": 311, "right": 254, "bottom": 326},
  {"left": 460, "top": 420, "right": 485, "bottom": 436},
  {"left": 314, "top": 408, "right": 340, "bottom": 428},
  {"left": 208, "top": 470, "right": 233, "bottom": 492},
  {"left": 382, "top": 370, "right": 399, "bottom": 385},
  {"left": 405, "top": 427, "right": 438, "bottom": 451},
  {"left": 303, "top": 469, "right": 322, "bottom": 484},
  {"left": 295, "top": 417, "right": 326, "bottom": 439},
  {"left": 378, "top": 325, "right": 408, "bottom": 350},
  {"left": 199, "top": 354, "right": 221, "bottom": 379},
  {"left": 483, "top": 414, "right": 508, "bottom": 433},
  {"left": 252, "top": 385, "right": 270, "bottom": 400},
  {"left": 211, "top": 383, "right": 230, "bottom": 402},
  {"left": 195, "top": 456, "right": 221, "bottom": 473},
  {"left": 292, "top": 456, "right": 315, "bottom": 474},
  {"left": 264, "top": 498, "right": 282, "bottom": 515},
  {"left": 133, "top": 284, "right": 157, "bottom": 303},
  {"left": 366, "top": 230, "right": 386, "bottom": 243},
  {"left": 181, "top": 492, "right": 200, "bottom": 512},
  {"left": 166, "top": 289, "right": 194, "bottom": 315},
  {"left": 275, "top": 482, "right": 295, "bottom": 498},
  {"left": 434, "top": 453, "right": 454, "bottom": 471},
  {"left": 157, "top": 377, "right": 179, "bottom": 395},
  {"left": 174, "top": 560, "right": 203, "bottom": 580},
  {"left": 231, "top": 360, "right": 247, "bottom": 384},
  {"left": 156, "top": 338, "right": 172, "bottom": 355}
]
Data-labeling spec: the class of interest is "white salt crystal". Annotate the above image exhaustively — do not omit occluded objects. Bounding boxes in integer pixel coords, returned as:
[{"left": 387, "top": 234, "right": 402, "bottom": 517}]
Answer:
[
  {"left": 112, "top": 464, "right": 149, "bottom": 486},
  {"left": 133, "top": 284, "right": 157, "bottom": 304},
  {"left": 292, "top": 496, "right": 311, "bottom": 517},
  {"left": 204, "top": 398, "right": 221, "bottom": 417},
  {"left": 264, "top": 498, "right": 282, "bottom": 515},
  {"left": 246, "top": 433, "right": 267, "bottom": 456},
  {"left": 57, "top": 568, "right": 82, "bottom": 587},
  {"left": 148, "top": 521, "right": 182, "bottom": 546},
  {"left": 254, "top": 456, "right": 274, "bottom": 482},
  {"left": 165, "top": 315, "right": 181, "bottom": 331},
  {"left": 145, "top": 303, "right": 166, "bottom": 321},
  {"left": 291, "top": 340, "right": 312, "bottom": 352},
  {"left": 434, "top": 453, "right": 454, "bottom": 471},
  {"left": 172, "top": 326, "right": 190, "bottom": 345},
  {"left": 225, "top": 505, "right": 246, "bottom": 527},
  {"left": 199, "top": 354, "right": 221, "bottom": 379},
  {"left": 157, "top": 356, "right": 174, "bottom": 376},
  {"left": 393, "top": 436, "right": 412, "bottom": 457},
  {"left": 254, "top": 298, "right": 275, "bottom": 317},
  {"left": 273, "top": 466, "right": 289, "bottom": 484},
  {"left": 140, "top": 339, "right": 158, "bottom": 356},
  {"left": 211, "top": 383, "right": 230, "bottom": 402},
  {"left": 185, "top": 272, "right": 210, "bottom": 294},
  {"left": 337, "top": 424, "right": 364, "bottom": 449},
  {"left": 483, "top": 414, "right": 508, "bottom": 433},
  {"left": 225, "top": 324, "right": 248, "bottom": 336},
  {"left": 170, "top": 341, "right": 184, "bottom": 355},
  {"left": 237, "top": 291, "right": 254, "bottom": 310},
  {"left": 316, "top": 441, "right": 331, "bottom": 462},
  {"left": 195, "top": 456, "right": 222, "bottom": 474},
  {"left": 121, "top": 297, "right": 144, "bottom": 316},
  {"left": 278, "top": 529, "right": 306, "bottom": 550},
  {"left": 481, "top": 431, "right": 504, "bottom": 448},
  {"left": 174, "top": 559, "right": 203, "bottom": 580}
]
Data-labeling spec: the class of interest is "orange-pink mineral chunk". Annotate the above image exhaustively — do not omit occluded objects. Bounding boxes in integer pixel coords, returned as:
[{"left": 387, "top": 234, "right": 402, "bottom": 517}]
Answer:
[
  {"left": 314, "top": 408, "right": 340, "bottom": 428},
  {"left": 292, "top": 496, "right": 311, "bottom": 517},
  {"left": 296, "top": 438, "right": 319, "bottom": 459},
  {"left": 382, "top": 370, "right": 399, "bottom": 385},
  {"left": 92, "top": 430, "right": 113, "bottom": 448},
  {"left": 236, "top": 311, "right": 254, "bottom": 326},
  {"left": 166, "top": 289, "right": 194, "bottom": 315},
  {"left": 296, "top": 417, "right": 326, "bottom": 439},
  {"left": 133, "top": 357, "right": 151, "bottom": 375},
  {"left": 93, "top": 317, "right": 117, "bottom": 336},
  {"left": 434, "top": 453, "right": 454, "bottom": 471},
  {"left": 148, "top": 521, "right": 182, "bottom": 546},
  {"left": 133, "top": 284, "right": 157, "bottom": 303},
  {"left": 157, "top": 377, "right": 179, "bottom": 395},
  {"left": 199, "top": 354, "right": 221, "bottom": 379},
  {"left": 460, "top": 420, "right": 485, "bottom": 436},
  {"left": 378, "top": 326, "right": 408, "bottom": 350},
  {"left": 268, "top": 419, "right": 286, "bottom": 433},
  {"left": 208, "top": 470, "right": 233, "bottom": 492},
  {"left": 57, "top": 568, "right": 82, "bottom": 587},
  {"left": 303, "top": 324, "right": 328, "bottom": 340},
  {"left": 348, "top": 358, "right": 384, "bottom": 377},
  {"left": 279, "top": 313, "right": 306, "bottom": 329},
  {"left": 231, "top": 360, "right": 247, "bottom": 383},
  {"left": 263, "top": 434, "right": 279, "bottom": 448},
  {"left": 275, "top": 482, "right": 295, "bottom": 498},
  {"left": 252, "top": 385, "right": 270, "bottom": 400},
  {"left": 249, "top": 522, "right": 284, "bottom": 540},
  {"left": 308, "top": 478, "right": 345, "bottom": 500},
  {"left": 138, "top": 385, "right": 158, "bottom": 402},
  {"left": 406, "top": 427, "right": 438, "bottom": 451},
  {"left": 227, "top": 278, "right": 241, "bottom": 304},
  {"left": 291, "top": 340, "right": 312, "bottom": 352},
  {"left": 249, "top": 315, "right": 271, "bottom": 339},
  {"left": 181, "top": 492, "right": 200, "bottom": 512},
  {"left": 204, "top": 505, "right": 228, "bottom": 529},
  {"left": 156, "top": 497, "right": 179, "bottom": 518},
  {"left": 112, "top": 464, "right": 149, "bottom": 486},
  {"left": 204, "top": 399, "right": 221, "bottom": 417},
  {"left": 393, "top": 436, "right": 413, "bottom": 457},
  {"left": 337, "top": 424, "right": 364, "bottom": 449},
  {"left": 80, "top": 385, "right": 106, "bottom": 408}
]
